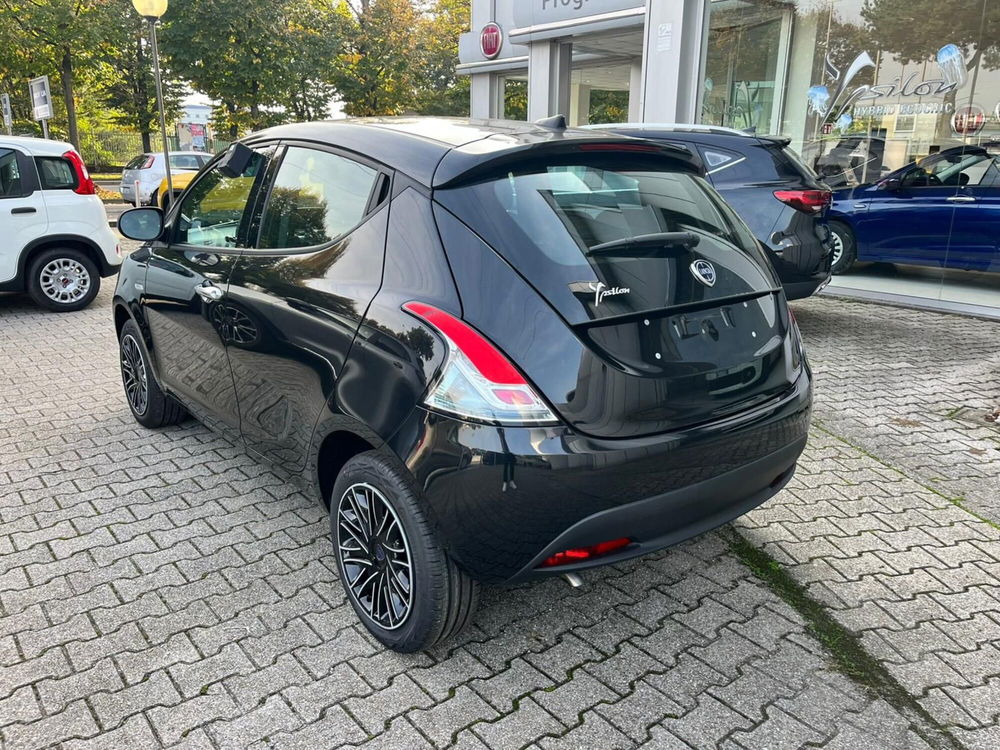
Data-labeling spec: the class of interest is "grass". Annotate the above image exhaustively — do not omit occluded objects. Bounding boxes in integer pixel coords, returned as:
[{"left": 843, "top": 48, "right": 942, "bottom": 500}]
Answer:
[
  {"left": 724, "top": 527, "right": 963, "bottom": 749},
  {"left": 90, "top": 172, "right": 122, "bottom": 181}
]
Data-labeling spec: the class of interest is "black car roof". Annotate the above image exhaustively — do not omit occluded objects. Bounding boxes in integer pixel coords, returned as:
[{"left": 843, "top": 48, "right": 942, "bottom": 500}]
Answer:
[{"left": 243, "top": 117, "right": 700, "bottom": 188}]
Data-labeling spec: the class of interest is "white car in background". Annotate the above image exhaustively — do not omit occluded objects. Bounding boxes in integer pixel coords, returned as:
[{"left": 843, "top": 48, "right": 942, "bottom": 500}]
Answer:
[
  {"left": 119, "top": 151, "right": 211, "bottom": 206},
  {"left": 0, "top": 136, "right": 120, "bottom": 311}
]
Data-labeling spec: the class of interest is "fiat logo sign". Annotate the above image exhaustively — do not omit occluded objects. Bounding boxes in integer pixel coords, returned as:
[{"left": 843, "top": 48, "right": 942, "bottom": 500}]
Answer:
[
  {"left": 480, "top": 22, "right": 503, "bottom": 59},
  {"left": 952, "top": 105, "right": 986, "bottom": 135}
]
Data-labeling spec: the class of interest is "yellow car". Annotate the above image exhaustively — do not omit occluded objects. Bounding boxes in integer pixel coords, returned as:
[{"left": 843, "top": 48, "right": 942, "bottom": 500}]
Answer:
[{"left": 156, "top": 171, "right": 197, "bottom": 209}]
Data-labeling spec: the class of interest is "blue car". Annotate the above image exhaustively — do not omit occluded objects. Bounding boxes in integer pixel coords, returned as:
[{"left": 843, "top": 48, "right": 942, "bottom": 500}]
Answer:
[{"left": 828, "top": 144, "right": 1000, "bottom": 274}]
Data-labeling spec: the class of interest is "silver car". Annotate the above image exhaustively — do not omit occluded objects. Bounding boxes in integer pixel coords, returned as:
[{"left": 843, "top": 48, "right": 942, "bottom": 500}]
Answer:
[{"left": 119, "top": 151, "right": 210, "bottom": 206}]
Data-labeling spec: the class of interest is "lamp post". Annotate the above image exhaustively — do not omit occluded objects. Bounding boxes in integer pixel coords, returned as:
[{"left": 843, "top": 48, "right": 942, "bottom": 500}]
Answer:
[{"left": 132, "top": 0, "right": 172, "bottom": 197}]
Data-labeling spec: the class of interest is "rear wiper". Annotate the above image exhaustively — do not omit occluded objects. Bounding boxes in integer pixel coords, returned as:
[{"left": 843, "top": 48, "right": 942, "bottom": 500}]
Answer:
[{"left": 587, "top": 231, "right": 700, "bottom": 256}]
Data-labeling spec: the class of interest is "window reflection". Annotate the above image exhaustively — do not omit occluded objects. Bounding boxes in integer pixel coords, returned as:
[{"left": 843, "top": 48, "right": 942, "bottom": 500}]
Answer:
[{"left": 259, "top": 147, "right": 378, "bottom": 250}]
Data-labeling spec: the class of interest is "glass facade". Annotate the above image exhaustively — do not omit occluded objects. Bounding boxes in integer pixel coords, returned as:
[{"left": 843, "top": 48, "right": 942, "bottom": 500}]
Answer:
[{"left": 704, "top": 0, "right": 1000, "bottom": 310}]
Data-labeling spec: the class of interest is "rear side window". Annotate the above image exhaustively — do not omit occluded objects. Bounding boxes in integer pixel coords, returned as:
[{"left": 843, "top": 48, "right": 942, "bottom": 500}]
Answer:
[
  {"left": 258, "top": 147, "right": 378, "bottom": 249},
  {"left": 0, "top": 148, "right": 23, "bottom": 198},
  {"left": 697, "top": 145, "right": 755, "bottom": 185},
  {"left": 35, "top": 157, "right": 77, "bottom": 190}
]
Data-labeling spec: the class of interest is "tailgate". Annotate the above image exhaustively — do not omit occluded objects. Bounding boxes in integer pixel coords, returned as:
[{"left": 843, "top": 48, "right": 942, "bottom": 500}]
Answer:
[{"left": 436, "top": 152, "right": 799, "bottom": 438}]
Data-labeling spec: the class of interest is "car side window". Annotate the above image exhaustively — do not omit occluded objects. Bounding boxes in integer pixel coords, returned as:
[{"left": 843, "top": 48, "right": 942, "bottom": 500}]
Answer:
[
  {"left": 35, "top": 156, "right": 77, "bottom": 190},
  {"left": 258, "top": 147, "right": 379, "bottom": 250},
  {"left": 170, "top": 154, "right": 202, "bottom": 170},
  {"left": 175, "top": 149, "right": 268, "bottom": 248},
  {"left": 0, "top": 148, "right": 23, "bottom": 198},
  {"left": 903, "top": 152, "right": 995, "bottom": 188},
  {"left": 697, "top": 145, "right": 752, "bottom": 185}
]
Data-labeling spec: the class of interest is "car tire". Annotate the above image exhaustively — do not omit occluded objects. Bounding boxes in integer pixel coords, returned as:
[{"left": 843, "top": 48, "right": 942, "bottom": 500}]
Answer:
[
  {"left": 118, "top": 319, "right": 187, "bottom": 428},
  {"left": 330, "top": 451, "right": 479, "bottom": 652},
  {"left": 27, "top": 248, "right": 100, "bottom": 312},
  {"left": 148, "top": 189, "right": 158, "bottom": 208},
  {"left": 829, "top": 222, "right": 857, "bottom": 274}
]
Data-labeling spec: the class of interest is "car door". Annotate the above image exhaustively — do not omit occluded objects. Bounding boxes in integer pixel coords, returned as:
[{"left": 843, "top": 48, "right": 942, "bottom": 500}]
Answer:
[
  {"left": 940, "top": 153, "right": 1000, "bottom": 271},
  {"left": 855, "top": 166, "right": 956, "bottom": 266},
  {"left": 141, "top": 144, "right": 274, "bottom": 437},
  {"left": 224, "top": 143, "right": 389, "bottom": 471},
  {"left": 0, "top": 146, "right": 47, "bottom": 285}
]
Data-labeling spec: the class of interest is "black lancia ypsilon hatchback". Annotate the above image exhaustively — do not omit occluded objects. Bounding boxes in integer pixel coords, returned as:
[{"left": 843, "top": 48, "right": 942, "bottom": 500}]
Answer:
[{"left": 114, "top": 118, "right": 812, "bottom": 652}]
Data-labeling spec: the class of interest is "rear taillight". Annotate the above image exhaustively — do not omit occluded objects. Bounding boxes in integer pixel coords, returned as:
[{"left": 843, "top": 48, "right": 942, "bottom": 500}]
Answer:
[
  {"left": 773, "top": 189, "right": 831, "bottom": 214},
  {"left": 540, "top": 538, "right": 632, "bottom": 568},
  {"left": 63, "top": 150, "right": 95, "bottom": 195},
  {"left": 140, "top": 156, "right": 155, "bottom": 169},
  {"left": 402, "top": 301, "right": 558, "bottom": 425}
]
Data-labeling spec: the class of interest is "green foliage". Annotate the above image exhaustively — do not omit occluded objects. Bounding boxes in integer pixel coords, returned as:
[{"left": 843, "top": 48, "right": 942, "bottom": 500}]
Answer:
[
  {"left": 0, "top": 0, "right": 109, "bottom": 145},
  {"left": 589, "top": 90, "right": 629, "bottom": 125},
  {"left": 160, "top": 0, "right": 348, "bottom": 136},
  {"left": 1, "top": 0, "right": 474, "bottom": 143},
  {"left": 94, "top": 5, "right": 184, "bottom": 151},
  {"left": 334, "top": 0, "right": 421, "bottom": 117},
  {"left": 334, "top": 0, "right": 470, "bottom": 118},
  {"left": 411, "top": 0, "right": 470, "bottom": 116},
  {"left": 503, "top": 79, "right": 527, "bottom": 121}
]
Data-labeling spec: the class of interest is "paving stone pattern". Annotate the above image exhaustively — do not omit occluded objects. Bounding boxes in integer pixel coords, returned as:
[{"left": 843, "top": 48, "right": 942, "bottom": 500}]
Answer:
[{"left": 1, "top": 274, "right": 998, "bottom": 748}]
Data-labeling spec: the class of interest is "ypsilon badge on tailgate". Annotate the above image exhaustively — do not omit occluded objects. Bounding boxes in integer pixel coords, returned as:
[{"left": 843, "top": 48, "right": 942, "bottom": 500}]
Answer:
[{"left": 568, "top": 280, "right": 630, "bottom": 307}]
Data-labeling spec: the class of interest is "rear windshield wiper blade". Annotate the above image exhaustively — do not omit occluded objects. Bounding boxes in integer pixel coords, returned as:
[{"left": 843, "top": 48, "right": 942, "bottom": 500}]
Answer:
[{"left": 587, "top": 231, "right": 700, "bottom": 256}]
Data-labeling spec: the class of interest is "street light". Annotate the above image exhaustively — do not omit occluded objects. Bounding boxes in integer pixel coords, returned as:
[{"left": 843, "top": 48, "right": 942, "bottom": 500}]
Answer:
[{"left": 132, "top": 0, "right": 172, "bottom": 197}]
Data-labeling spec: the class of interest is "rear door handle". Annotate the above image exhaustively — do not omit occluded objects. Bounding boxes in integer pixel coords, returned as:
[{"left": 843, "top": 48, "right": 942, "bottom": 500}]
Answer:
[
  {"left": 10, "top": 207, "right": 36, "bottom": 214},
  {"left": 946, "top": 195, "right": 977, "bottom": 203},
  {"left": 195, "top": 283, "right": 224, "bottom": 302}
]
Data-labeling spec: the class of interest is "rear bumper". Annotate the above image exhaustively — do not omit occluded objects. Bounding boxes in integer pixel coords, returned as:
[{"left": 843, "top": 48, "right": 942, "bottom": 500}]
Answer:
[
  {"left": 781, "top": 273, "right": 830, "bottom": 300},
  {"left": 388, "top": 367, "right": 811, "bottom": 583}
]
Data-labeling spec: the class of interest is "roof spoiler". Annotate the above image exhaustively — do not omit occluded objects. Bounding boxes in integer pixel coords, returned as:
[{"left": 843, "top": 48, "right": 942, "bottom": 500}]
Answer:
[
  {"left": 433, "top": 137, "right": 701, "bottom": 188},
  {"left": 759, "top": 135, "right": 793, "bottom": 148}
]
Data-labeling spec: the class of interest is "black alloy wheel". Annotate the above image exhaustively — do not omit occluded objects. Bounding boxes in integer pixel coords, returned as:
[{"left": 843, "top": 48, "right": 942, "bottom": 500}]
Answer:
[
  {"left": 330, "top": 451, "right": 479, "bottom": 652},
  {"left": 120, "top": 332, "right": 149, "bottom": 416},
  {"left": 118, "top": 319, "right": 187, "bottom": 428},
  {"left": 336, "top": 482, "right": 414, "bottom": 630}
]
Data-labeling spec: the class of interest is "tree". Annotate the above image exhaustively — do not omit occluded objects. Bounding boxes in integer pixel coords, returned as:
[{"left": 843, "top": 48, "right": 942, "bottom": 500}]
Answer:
[
  {"left": 161, "top": 0, "right": 347, "bottom": 137},
  {"left": 334, "top": 0, "right": 422, "bottom": 116},
  {"left": 412, "top": 0, "right": 469, "bottom": 116},
  {"left": 0, "top": 0, "right": 107, "bottom": 148},
  {"left": 96, "top": 3, "right": 183, "bottom": 152}
]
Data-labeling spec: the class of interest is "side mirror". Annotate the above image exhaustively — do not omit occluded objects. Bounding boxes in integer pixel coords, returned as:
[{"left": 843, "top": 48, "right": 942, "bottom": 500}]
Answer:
[
  {"left": 216, "top": 142, "right": 254, "bottom": 178},
  {"left": 878, "top": 177, "right": 901, "bottom": 192},
  {"left": 118, "top": 207, "right": 164, "bottom": 241}
]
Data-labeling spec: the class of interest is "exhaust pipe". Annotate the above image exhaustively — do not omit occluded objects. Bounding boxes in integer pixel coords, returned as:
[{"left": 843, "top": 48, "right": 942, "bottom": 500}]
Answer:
[{"left": 562, "top": 572, "right": 584, "bottom": 588}]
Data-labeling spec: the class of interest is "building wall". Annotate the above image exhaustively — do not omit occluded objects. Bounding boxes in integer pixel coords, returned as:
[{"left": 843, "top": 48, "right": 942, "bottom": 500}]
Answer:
[{"left": 459, "top": 0, "right": 708, "bottom": 123}]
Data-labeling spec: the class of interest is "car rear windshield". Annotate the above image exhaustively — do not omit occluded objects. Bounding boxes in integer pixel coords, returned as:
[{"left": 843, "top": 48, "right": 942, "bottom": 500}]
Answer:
[
  {"left": 775, "top": 143, "right": 821, "bottom": 182},
  {"left": 436, "top": 155, "right": 776, "bottom": 323},
  {"left": 124, "top": 154, "right": 150, "bottom": 170}
]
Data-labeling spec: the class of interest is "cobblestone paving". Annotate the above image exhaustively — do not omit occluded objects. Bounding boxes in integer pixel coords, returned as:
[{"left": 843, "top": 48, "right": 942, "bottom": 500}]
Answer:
[
  {"left": 796, "top": 297, "right": 1000, "bottom": 523},
  {"left": 1, "top": 276, "right": 998, "bottom": 748}
]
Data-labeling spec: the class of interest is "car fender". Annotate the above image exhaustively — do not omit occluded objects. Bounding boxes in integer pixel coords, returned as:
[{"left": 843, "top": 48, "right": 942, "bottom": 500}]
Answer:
[{"left": 0, "top": 234, "right": 116, "bottom": 293}]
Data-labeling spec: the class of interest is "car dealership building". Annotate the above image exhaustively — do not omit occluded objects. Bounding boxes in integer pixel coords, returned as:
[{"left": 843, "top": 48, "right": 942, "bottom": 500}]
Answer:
[{"left": 459, "top": 0, "right": 1000, "bottom": 316}]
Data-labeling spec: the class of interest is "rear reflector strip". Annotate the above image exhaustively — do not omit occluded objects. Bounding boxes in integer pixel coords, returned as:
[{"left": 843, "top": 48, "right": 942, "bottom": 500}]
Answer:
[{"left": 540, "top": 537, "right": 632, "bottom": 568}]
